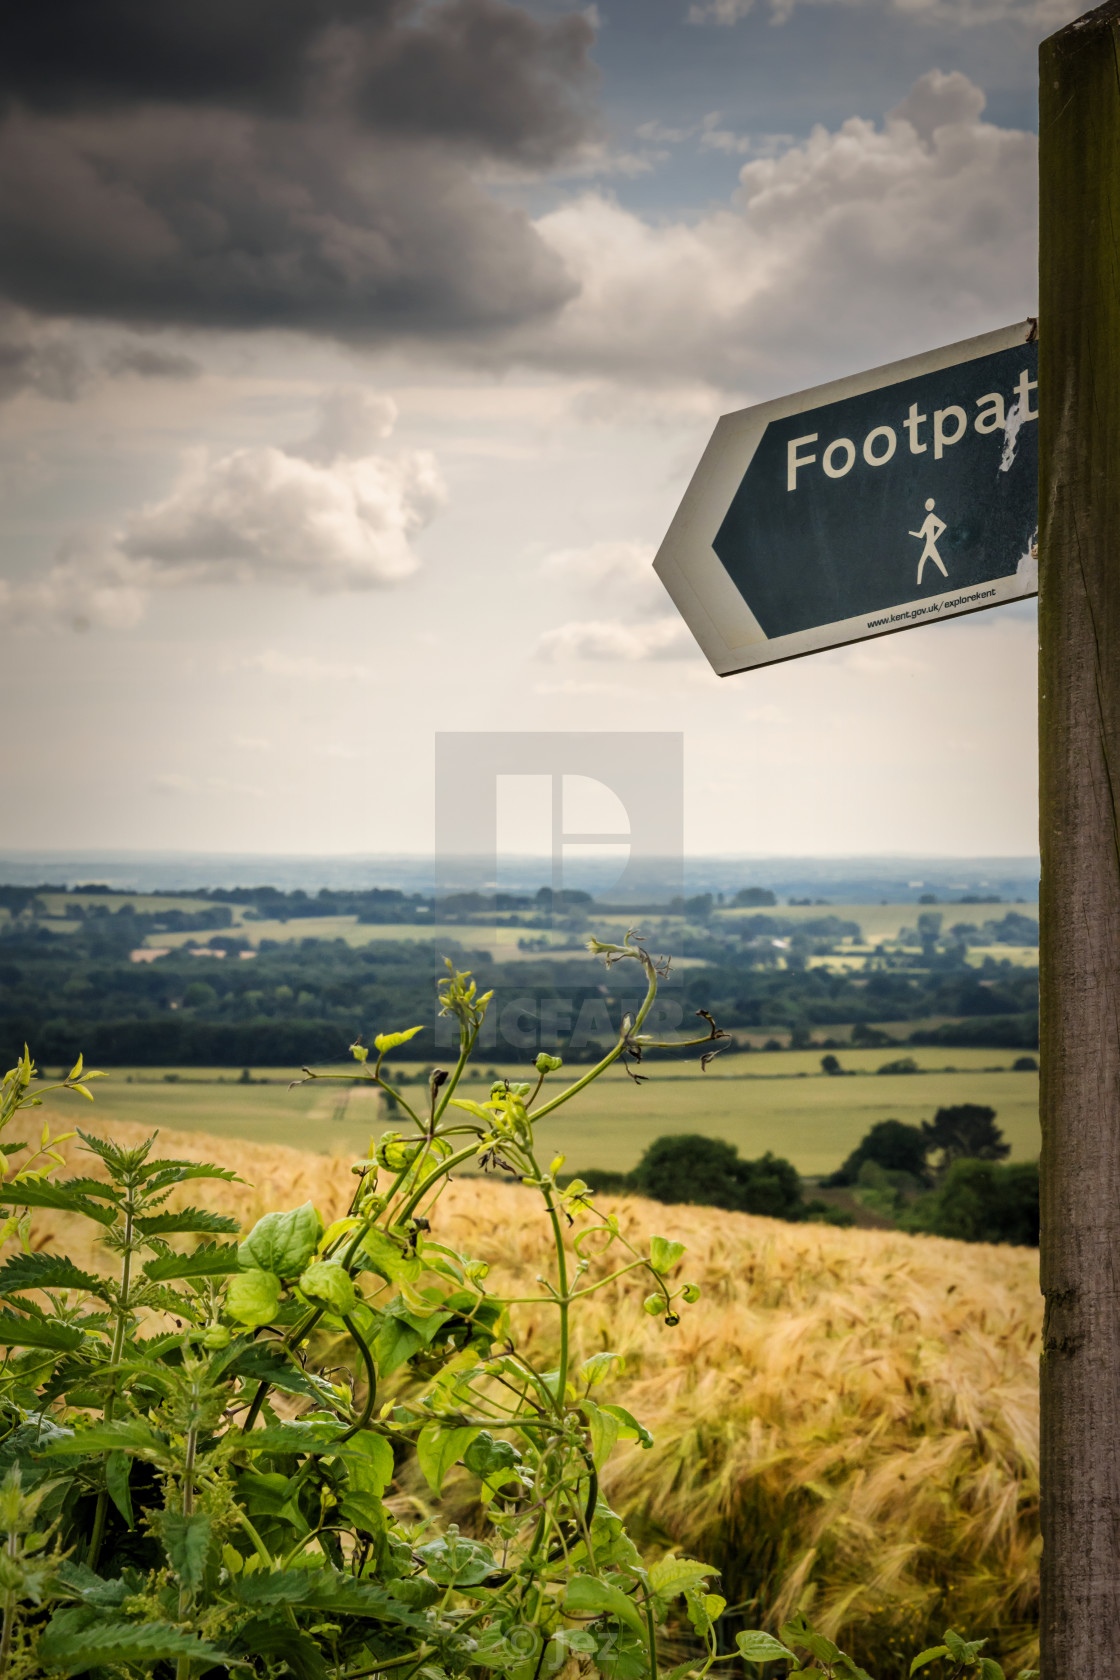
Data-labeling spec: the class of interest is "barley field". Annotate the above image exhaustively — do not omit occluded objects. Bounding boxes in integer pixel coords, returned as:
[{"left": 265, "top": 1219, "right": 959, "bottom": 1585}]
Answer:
[
  {"left": 9, "top": 1109, "right": 1040, "bottom": 1673},
  {"left": 39, "top": 1051, "right": 1039, "bottom": 1179}
]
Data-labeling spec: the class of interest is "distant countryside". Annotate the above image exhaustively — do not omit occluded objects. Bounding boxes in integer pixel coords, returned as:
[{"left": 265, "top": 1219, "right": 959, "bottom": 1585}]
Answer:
[{"left": 2, "top": 876, "right": 1039, "bottom": 1248}]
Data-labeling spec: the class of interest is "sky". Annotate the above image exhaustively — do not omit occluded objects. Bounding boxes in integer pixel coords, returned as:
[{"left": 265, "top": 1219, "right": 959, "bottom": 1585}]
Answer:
[{"left": 0, "top": 0, "right": 1060, "bottom": 863}]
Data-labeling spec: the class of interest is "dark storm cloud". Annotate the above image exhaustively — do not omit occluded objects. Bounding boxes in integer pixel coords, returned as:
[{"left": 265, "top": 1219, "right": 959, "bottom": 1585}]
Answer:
[
  {"left": 0, "top": 307, "right": 88, "bottom": 402},
  {"left": 0, "top": 0, "right": 377, "bottom": 117},
  {"left": 103, "top": 345, "right": 202, "bottom": 381},
  {"left": 0, "top": 110, "right": 576, "bottom": 337},
  {"left": 0, "top": 0, "right": 597, "bottom": 341}
]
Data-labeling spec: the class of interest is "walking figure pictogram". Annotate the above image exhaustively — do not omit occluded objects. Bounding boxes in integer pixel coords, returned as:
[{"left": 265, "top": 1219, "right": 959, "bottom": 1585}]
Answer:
[{"left": 910, "top": 498, "right": 948, "bottom": 586}]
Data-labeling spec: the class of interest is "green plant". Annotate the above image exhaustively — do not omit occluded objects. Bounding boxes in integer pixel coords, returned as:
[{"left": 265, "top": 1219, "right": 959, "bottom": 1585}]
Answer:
[
  {"left": 0, "top": 934, "right": 738, "bottom": 1679},
  {"left": 735, "top": 1614, "right": 1039, "bottom": 1679}
]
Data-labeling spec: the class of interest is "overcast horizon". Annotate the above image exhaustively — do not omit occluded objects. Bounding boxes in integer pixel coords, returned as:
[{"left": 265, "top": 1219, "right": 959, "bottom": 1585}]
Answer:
[{"left": 0, "top": 0, "right": 1056, "bottom": 860}]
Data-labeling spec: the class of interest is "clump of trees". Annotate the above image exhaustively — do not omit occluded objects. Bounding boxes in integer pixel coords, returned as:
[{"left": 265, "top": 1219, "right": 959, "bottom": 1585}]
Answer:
[
  {"left": 823, "top": 1105, "right": 1035, "bottom": 1246},
  {"left": 569, "top": 1134, "right": 851, "bottom": 1225}
]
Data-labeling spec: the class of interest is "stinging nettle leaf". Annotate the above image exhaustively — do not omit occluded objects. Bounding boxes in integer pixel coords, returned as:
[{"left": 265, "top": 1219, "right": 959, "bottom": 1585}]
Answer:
[
  {"left": 155, "top": 1509, "right": 212, "bottom": 1592},
  {"left": 37, "top": 1608, "right": 233, "bottom": 1674},
  {"left": 0, "top": 1312, "right": 84, "bottom": 1353},
  {"left": 142, "top": 1242, "right": 242, "bottom": 1282},
  {"left": 0, "top": 1181, "right": 117, "bottom": 1226},
  {"left": 133, "top": 1207, "right": 241, "bottom": 1237},
  {"left": 0, "top": 1253, "right": 105, "bottom": 1297}
]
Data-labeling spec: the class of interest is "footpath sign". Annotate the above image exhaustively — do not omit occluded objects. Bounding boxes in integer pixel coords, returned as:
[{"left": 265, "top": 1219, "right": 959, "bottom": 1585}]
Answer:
[{"left": 655, "top": 320, "right": 1038, "bottom": 675}]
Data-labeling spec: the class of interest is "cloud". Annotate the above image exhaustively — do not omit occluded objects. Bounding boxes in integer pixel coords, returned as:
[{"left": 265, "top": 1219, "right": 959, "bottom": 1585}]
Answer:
[
  {"left": 540, "top": 539, "right": 666, "bottom": 614},
  {"left": 1, "top": 1, "right": 597, "bottom": 162},
  {"left": 535, "top": 538, "right": 696, "bottom": 663},
  {"left": 512, "top": 71, "right": 1037, "bottom": 391},
  {"left": 0, "top": 305, "right": 89, "bottom": 401},
  {"left": 291, "top": 387, "right": 398, "bottom": 464},
  {"left": 0, "top": 108, "right": 578, "bottom": 342},
  {"left": 242, "top": 650, "right": 381, "bottom": 684},
  {"left": 536, "top": 617, "right": 698, "bottom": 661},
  {"left": 688, "top": 0, "right": 1075, "bottom": 25},
  {"left": 4, "top": 387, "right": 444, "bottom": 629},
  {"left": 0, "top": 1, "right": 597, "bottom": 343},
  {"left": 103, "top": 343, "right": 201, "bottom": 380}
]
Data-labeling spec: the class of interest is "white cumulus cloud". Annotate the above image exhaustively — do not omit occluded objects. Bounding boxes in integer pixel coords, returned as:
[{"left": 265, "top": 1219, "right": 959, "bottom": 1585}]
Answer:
[
  {"left": 515, "top": 71, "right": 1037, "bottom": 393},
  {"left": 536, "top": 616, "right": 697, "bottom": 662},
  {"left": 535, "top": 537, "right": 694, "bottom": 663},
  {"left": 688, "top": 0, "right": 1076, "bottom": 30},
  {"left": 5, "top": 386, "right": 444, "bottom": 630}
]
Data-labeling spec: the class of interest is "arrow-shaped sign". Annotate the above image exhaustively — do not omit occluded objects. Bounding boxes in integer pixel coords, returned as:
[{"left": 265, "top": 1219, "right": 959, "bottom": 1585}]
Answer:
[{"left": 654, "top": 321, "right": 1038, "bottom": 675}]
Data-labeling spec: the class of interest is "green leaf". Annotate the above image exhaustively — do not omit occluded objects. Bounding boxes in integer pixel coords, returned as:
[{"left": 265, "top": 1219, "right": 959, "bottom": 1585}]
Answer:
[
  {"left": 0, "top": 1253, "right": 105, "bottom": 1297},
  {"left": 133, "top": 1207, "right": 240, "bottom": 1237},
  {"left": 564, "top": 1575, "right": 648, "bottom": 1642},
  {"left": 298, "top": 1260, "right": 356, "bottom": 1315},
  {"left": 141, "top": 1160, "right": 243, "bottom": 1192},
  {"left": 977, "top": 1663, "right": 1006, "bottom": 1680},
  {"left": 374, "top": 1025, "right": 424, "bottom": 1053},
  {"left": 238, "top": 1423, "right": 353, "bottom": 1457},
  {"left": 234, "top": 1568, "right": 430, "bottom": 1627},
  {"left": 736, "top": 1631, "right": 798, "bottom": 1664},
  {"left": 357, "top": 1229, "right": 423, "bottom": 1284},
  {"left": 944, "top": 1631, "right": 984, "bottom": 1665},
  {"left": 584, "top": 1400, "right": 621, "bottom": 1469},
  {"left": 37, "top": 1608, "right": 232, "bottom": 1675},
  {"left": 224, "top": 1340, "right": 338, "bottom": 1405},
  {"left": 580, "top": 1351, "right": 623, "bottom": 1386},
  {"left": 0, "top": 1312, "right": 84, "bottom": 1352},
  {"left": 449, "top": 1097, "right": 500, "bottom": 1123},
  {"left": 40, "top": 1419, "right": 165, "bottom": 1460},
  {"left": 463, "top": 1431, "right": 521, "bottom": 1482},
  {"left": 226, "top": 1268, "right": 282, "bottom": 1327},
  {"left": 414, "top": 1531, "right": 497, "bottom": 1587},
  {"left": 142, "top": 1242, "right": 242, "bottom": 1282},
  {"left": 911, "top": 1649, "right": 951, "bottom": 1676},
  {"left": 155, "top": 1509, "right": 211, "bottom": 1592},
  {"left": 0, "top": 1181, "right": 117, "bottom": 1226},
  {"left": 649, "top": 1237, "right": 686, "bottom": 1275},
  {"left": 105, "top": 1452, "right": 134, "bottom": 1528},
  {"left": 778, "top": 1621, "right": 842, "bottom": 1668},
  {"left": 602, "top": 1403, "right": 653, "bottom": 1449},
  {"left": 338, "top": 1490, "right": 388, "bottom": 1537},
  {"left": 345, "top": 1431, "right": 395, "bottom": 1497},
  {"left": 416, "top": 1422, "right": 481, "bottom": 1496},
  {"left": 648, "top": 1556, "right": 717, "bottom": 1599},
  {"left": 239, "top": 1202, "right": 322, "bottom": 1279}
]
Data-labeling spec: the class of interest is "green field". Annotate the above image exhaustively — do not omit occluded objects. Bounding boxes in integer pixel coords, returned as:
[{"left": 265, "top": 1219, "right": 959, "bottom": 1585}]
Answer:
[
  {"left": 39, "top": 1047, "right": 1039, "bottom": 1180},
  {"left": 132, "top": 901, "right": 1039, "bottom": 970}
]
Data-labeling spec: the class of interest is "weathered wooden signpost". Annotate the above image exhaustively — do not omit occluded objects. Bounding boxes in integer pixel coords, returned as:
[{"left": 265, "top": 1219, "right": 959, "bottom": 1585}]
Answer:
[
  {"left": 1037, "top": 4, "right": 1120, "bottom": 1673},
  {"left": 653, "top": 5, "right": 1120, "bottom": 1662}
]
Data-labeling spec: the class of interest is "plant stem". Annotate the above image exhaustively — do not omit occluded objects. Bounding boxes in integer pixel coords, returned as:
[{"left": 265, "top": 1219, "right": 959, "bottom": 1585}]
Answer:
[
  {"left": 336, "top": 1314, "right": 377, "bottom": 1443},
  {"left": 88, "top": 1189, "right": 136, "bottom": 1571},
  {"left": 0, "top": 1525, "right": 18, "bottom": 1679},
  {"left": 175, "top": 1419, "right": 199, "bottom": 1680}
]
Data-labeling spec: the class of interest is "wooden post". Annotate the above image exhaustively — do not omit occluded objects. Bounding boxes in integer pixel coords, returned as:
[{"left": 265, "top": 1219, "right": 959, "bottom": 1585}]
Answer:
[{"left": 1038, "top": 3, "right": 1120, "bottom": 1671}]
